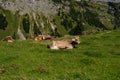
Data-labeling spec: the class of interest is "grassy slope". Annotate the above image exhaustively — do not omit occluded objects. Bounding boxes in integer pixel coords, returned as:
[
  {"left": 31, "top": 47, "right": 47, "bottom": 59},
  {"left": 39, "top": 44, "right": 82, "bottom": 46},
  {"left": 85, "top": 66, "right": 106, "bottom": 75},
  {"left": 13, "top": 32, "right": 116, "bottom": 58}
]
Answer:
[{"left": 0, "top": 30, "right": 120, "bottom": 80}]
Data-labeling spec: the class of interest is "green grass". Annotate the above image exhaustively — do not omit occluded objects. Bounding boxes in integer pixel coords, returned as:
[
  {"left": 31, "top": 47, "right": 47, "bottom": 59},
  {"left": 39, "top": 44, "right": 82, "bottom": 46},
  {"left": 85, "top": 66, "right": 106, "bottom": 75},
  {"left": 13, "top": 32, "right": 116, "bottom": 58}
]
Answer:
[{"left": 0, "top": 30, "right": 120, "bottom": 80}]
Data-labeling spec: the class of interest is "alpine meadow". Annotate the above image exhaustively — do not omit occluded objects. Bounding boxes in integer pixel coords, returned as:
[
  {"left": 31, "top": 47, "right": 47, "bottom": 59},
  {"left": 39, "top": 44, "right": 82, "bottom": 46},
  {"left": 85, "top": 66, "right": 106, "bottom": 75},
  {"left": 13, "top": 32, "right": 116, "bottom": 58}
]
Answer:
[{"left": 0, "top": 30, "right": 120, "bottom": 80}]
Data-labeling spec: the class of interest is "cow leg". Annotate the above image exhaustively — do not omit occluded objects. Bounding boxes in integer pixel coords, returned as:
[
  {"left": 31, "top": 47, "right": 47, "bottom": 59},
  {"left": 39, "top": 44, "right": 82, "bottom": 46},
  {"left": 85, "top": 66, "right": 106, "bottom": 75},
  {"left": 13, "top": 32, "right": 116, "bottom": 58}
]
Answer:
[
  {"left": 50, "top": 46, "right": 59, "bottom": 50},
  {"left": 66, "top": 44, "right": 74, "bottom": 49}
]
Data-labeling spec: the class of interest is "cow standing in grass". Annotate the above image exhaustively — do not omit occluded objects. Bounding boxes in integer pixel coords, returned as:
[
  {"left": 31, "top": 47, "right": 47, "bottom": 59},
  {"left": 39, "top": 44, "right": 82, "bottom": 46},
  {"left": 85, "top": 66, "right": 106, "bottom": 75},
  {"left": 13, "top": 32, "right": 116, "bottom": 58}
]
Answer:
[{"left": 47, "top": 36, "right": 80, "bottom": 49}]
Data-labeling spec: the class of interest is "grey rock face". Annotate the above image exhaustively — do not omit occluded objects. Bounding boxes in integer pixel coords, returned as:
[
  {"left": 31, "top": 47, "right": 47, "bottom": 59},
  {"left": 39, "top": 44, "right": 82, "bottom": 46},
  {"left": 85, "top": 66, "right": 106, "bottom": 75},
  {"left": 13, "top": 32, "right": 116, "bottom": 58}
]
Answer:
[{"left": 0, "top": 0, "right": 59, "bottom": 15}]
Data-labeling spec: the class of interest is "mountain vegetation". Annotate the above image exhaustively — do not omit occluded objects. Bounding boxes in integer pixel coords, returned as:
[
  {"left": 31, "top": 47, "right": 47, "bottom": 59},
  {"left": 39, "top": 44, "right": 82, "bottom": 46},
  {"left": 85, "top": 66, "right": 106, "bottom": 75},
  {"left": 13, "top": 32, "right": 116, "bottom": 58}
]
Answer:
[{"left": 0, "top": 0, "right": 120, "bottom": 39}]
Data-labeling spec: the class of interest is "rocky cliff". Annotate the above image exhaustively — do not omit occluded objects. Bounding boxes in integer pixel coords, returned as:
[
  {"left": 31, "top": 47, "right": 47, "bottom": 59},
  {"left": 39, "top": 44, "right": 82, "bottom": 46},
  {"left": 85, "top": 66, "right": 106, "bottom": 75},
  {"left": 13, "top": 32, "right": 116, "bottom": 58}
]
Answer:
[{"left": 0, "top": 0, "right": 120, "bottom": 39}]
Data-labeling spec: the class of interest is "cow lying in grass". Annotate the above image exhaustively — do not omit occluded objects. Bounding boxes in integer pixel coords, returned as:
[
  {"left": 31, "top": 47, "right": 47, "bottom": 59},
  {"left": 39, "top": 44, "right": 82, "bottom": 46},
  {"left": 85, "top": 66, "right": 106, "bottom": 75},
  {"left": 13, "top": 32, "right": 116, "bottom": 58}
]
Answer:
[
  {"left": 27, "top": 35, "right": 55, "bottom": 41},
  {"left": 1, "top": 36, "right": 14, "bottom": 42},
  {"left": 47, "top": 36, "right": 80, "bottom": 49},
  {"left": 34, "top": 35, "right": 43, "bottom": 41}
]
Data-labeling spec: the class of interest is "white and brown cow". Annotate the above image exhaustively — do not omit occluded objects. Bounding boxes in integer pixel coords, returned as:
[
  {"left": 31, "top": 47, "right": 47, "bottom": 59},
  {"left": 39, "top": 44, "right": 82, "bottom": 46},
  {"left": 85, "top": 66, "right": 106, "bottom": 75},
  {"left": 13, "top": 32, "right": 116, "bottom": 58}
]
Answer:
[
  {"left": 47, "top": 36, "right": 80, "bottom": 49},
  {"left": 1, "top": 36, "right": 14, "bottom": 42}
]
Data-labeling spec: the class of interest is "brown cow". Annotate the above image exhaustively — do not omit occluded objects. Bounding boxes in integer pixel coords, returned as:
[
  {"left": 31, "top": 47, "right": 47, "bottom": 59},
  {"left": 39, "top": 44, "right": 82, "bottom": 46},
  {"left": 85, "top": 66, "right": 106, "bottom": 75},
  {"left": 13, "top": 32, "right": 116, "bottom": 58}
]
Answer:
[
  {"left": 1, "top": 36, "right": 14, "bottom": 42},
  {"left": 47, "top": 36, "right": 80, "bottom": 50},
  {"left": 27, "top": 37, "right": 35, "bottom": 40},
  {"left": 43, "top": 35, "right": 55, "bottom": 40},
  {"left": 34, "top": 35, "right": 43, "bottom": 41},
  {"left": 34, "top": 35, "right": 55, "bottom": 41}
]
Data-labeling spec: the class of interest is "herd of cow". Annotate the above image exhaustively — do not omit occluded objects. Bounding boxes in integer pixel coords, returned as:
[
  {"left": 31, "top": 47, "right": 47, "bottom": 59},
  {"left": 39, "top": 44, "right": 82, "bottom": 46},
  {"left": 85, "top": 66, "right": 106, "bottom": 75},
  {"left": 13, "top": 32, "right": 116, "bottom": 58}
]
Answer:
[{"left": 1, "top": 35, "right": 80, "bottom": 50}]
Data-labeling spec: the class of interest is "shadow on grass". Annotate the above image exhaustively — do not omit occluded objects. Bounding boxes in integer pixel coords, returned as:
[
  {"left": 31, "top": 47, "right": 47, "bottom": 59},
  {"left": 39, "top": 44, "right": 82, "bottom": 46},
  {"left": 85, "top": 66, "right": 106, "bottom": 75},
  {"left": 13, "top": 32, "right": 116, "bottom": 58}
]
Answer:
[
  {"left": 30, "top": 65, "right": 49, "bottom": 75},
  {"left": 83, "top": 51, "right": 105, "bottom": 58},
  {"left": 56, "top": 72, "right": 91, "bottom": 80},
  {"left": 48, "top": 49, "right": 73, "bottom": 54},
  {"left": 0, "top": 55, "right": 18, "bottom": 63},
  {"left": 80, "top": 41, "right": 91, "bottom": 45},
  {"left": 0, "top": 65, "right": 6, "bottom": 74},
  {"left": 80, "top": 58, "right": 95, "bottom": 65},
  {"left": 110, "top": 49, "right": 120, "bottom": 56}
]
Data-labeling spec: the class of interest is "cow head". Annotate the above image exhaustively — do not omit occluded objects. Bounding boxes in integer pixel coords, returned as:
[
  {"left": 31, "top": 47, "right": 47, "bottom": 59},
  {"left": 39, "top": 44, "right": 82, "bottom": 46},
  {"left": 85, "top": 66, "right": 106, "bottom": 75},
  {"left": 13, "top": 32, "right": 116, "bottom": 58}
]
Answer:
[{"left": 71, "top": 36, "right": 80, "bottom": 45}]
